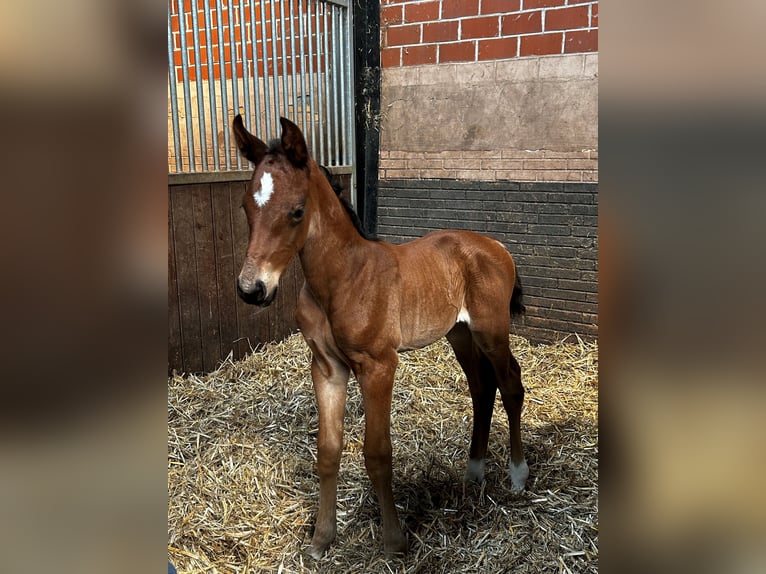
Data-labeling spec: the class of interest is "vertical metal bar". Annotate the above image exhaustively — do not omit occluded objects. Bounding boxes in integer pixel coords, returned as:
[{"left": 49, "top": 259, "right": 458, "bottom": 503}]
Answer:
[
  {"left": 203, "top": 2, "right": 219, "bottom": 170},
  {"left": 322, "top": 6, "right": 331, "bottom": 166},
  {"left": 327, "top": 5, "right": 336, "bottom": 165},
  {"left": 215, "top": 0, "right": 231, "bottom": 169},
  {"left": 331, "top": 6, "right": 341, "bottom": 166},
  {"left": 279, "top": 0, "right": 290, "bottom": 118},
  {"left": 306, "top": 0, "right": 317, "bottom": 157},
  {"left": 345, "top": 4, "right": 356, "bottom": 206},
  {"left": 238, "top": 0, "right": 251, "bottom": 139},
  {"left": 289, "top": 3, "right": 299, "bottom": 130},
  {"left": 250, "top": 0, "right": 263, "bottom": 138},
  {"left": 177, "top": 0, "right": 196, "bottom": 171},
  {"left": 298, "top": 0, "right": 308, "bottom": 136},
  {"left": 227, "top": 0, "right": 242, "bottom": 169},
  {"left": 315, "top": 4, "right": 324, "bottom": 165},
  {"left": 337, "top": 6, "right": 346, "bottom": 167},
  {"left": 346, "top": 6, "right": 355, "bottom": 168},
  {"left": 259, "top": 0, "right": 273, "bottom": 137},
  {"left": 189, "top": 0, "right": 208, "bottom": 171},
  {"left": 168, "top": 7, "right": 182, "bottom": 173},
  {"left": 269, "top": 0, "right": 281, "bottom": 134}
]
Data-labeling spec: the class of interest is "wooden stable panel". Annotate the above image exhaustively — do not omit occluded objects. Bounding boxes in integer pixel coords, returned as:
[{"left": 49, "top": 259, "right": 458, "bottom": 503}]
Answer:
[{"left": 169, "top": 180, "right": 303, "bottom": 373}]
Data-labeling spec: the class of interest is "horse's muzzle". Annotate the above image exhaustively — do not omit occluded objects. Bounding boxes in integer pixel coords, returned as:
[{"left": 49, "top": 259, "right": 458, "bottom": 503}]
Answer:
[{"left": 237, "top": 279, "right": 278, "bottom": 307}]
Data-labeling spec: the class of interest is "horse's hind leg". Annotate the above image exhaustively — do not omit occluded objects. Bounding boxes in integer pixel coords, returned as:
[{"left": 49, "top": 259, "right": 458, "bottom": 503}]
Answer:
[
  {"left": 472, "top": 330, "right": 529, "bottom": 494},
  {"left": 447, "top": 324, "right": 497, "bottom": 483}
]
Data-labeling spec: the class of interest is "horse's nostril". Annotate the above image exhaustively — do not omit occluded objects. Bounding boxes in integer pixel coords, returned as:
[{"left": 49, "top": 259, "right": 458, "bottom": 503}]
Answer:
[
  {"left": 254, "top": 280, "right": 266, "bottom": 300},
  {"left": 237, "top": 278, "right": 271, "bottom": 306}
]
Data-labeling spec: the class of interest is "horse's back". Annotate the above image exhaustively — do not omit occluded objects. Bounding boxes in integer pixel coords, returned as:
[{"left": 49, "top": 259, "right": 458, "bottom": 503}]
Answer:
[{"left": 398, "top": 229, "right": 516, "bottom": 286}]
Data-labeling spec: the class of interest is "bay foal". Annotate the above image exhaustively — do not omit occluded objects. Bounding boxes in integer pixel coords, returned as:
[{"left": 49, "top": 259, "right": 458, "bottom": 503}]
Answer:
[{"left": 233, "top": 116, "right": 528, "bottom": 558}]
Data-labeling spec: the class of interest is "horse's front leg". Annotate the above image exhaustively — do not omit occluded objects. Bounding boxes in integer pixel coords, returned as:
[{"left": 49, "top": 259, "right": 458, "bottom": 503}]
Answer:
[
  {"left": 307, "top": 353, "right": 349, "bottom": 559},
  {"left": 356, "top": 350, "right": 408, "bottom": 555}
]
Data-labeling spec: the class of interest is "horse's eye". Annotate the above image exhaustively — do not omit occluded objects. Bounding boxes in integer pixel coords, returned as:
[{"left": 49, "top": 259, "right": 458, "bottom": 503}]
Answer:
[{"left": 291, "top": 207, "right": 305, "bottom": 222}]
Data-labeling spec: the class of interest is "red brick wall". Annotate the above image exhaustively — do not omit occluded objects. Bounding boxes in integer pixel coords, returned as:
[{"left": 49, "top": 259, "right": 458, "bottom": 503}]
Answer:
[
  {"left": 169, "top": 0, "right": 326, "bottom": 83},
  {"left": 381, "top": 0, "right": 598, "bottom": 67}
]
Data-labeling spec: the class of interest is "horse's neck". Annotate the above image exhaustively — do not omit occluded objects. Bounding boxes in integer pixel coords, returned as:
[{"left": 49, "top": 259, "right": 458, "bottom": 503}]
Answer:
[{"left": 298, "top": 168, "right": 371, "bottom": 306}]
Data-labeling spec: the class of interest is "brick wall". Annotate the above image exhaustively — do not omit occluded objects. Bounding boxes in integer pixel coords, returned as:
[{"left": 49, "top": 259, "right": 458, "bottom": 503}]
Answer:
[
  {"left": 169, "top": 0, "right": 326, "bottom": 83},
  {"left": 381, "top": 0, "right": 598, "bottom": 68},
  {"left": 378, "top": 180, "right": 598, "bottom": 341}
]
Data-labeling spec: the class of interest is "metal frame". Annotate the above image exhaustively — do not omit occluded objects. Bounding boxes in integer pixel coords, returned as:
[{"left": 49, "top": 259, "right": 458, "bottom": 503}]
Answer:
[{"left": 168, "top": 0, "right": 355, "bottom": 199}]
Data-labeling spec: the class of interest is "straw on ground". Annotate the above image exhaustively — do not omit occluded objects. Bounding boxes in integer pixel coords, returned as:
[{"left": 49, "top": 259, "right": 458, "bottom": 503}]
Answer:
[{"left": 169, "top": 333, "right": 598, "bottom": 574}]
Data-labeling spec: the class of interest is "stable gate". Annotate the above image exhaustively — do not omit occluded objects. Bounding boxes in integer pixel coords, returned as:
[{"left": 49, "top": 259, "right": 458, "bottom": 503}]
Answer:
[{"left": 168, "top": 0, "right": 355, "bottom": 373}]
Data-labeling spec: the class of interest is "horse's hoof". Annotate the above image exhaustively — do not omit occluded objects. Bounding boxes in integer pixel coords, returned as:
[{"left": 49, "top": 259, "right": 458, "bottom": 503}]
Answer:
[
  {"left": 384, "top": 531, "right": 408, "bottom": 556},
  {"left": 305, "top": 543, "right": 327, "bottom": 560},
  {"left": 509, "top": 459, "right": 529, "bottom": 494},
  {"left": 306, "top": 531, "right": 334, "bottom": 560},
  {"left": 464, "top": 458, "right": 486, "bottom": 483}
]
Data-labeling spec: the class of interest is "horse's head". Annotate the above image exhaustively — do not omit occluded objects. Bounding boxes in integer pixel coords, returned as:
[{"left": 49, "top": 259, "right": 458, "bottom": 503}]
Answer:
[{"left": 233, "top": 115, "right": 313, "bottom": 306}]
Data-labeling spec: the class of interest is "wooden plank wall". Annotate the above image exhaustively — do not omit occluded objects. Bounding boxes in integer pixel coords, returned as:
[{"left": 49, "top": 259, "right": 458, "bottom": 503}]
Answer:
[{"left": 169, "top": 180, "right": 303, "bottom": 374}]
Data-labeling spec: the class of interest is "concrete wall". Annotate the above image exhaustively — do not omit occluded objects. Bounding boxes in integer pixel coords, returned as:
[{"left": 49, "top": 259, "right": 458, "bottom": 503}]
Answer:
[{"left": 380, "top": 53, "right": 598, "bottom": 182}]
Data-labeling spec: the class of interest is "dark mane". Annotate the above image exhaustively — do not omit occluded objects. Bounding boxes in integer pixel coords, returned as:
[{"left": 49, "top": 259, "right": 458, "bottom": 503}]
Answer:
[{"left": 318, "top": 165, "right": 379, "bottom": 242}]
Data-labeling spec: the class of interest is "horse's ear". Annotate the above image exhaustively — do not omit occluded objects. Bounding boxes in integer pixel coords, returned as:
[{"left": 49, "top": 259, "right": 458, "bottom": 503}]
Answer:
[
  {"left": 279, "top": 117, "right": 309, "bottom": 167},
  {"left": 232, "top": 114, "right": 268, "bottom": 165}
]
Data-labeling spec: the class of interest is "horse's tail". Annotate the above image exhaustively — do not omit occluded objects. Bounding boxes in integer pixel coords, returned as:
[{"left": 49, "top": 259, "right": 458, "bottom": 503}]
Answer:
[{"left": 510, "top": 271, "right": 526, "bottom": 317}]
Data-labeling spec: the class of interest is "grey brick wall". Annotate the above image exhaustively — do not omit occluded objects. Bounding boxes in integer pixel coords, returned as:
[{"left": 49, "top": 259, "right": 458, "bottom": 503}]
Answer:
[{"left": 377, "top": 179, "right": 598, "bottom": 342}]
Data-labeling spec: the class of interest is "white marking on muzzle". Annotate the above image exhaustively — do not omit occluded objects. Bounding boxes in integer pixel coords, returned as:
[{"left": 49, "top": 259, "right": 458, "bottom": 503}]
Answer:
[
  {"left": 254, "top": 171, "right": 274, "bottom": 207},
  {"left": 457, "top": 307, "right": 471, "bottom": 326}
]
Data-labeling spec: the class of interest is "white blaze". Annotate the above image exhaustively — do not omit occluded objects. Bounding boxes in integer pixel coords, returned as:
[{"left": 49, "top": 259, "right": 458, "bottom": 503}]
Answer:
[
  {"left": 457, "top": 307, "right": 471, "bottom": 325},
  {"left": 254, "top": 171, "right": 274, "bottom": 207}
]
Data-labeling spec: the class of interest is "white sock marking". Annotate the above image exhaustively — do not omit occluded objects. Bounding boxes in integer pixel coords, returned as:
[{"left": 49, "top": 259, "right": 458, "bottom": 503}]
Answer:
[
  {"left": 457, "top": 307, "right": 471, "bottom": 325},
  {"left": 254, "top": 171, "right": 274, "bottom": 207},
  {"left": 509, "top": 459, "right": 529, "bottom": 494}
]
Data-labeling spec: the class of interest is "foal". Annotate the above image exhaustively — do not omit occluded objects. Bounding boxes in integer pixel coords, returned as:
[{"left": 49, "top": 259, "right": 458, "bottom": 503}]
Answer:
[{"left": 233, "top": 115, "right": 528, "bottom": 558}]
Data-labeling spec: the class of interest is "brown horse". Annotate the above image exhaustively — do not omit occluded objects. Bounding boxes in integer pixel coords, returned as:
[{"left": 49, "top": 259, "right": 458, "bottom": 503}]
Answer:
[{"left": 232, "top": 115, "right": 529, "bottom": 558}]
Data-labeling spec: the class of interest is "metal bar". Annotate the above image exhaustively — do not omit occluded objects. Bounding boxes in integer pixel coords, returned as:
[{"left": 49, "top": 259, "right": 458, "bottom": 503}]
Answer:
[
  {"left": 269, "top": 0, "right": 281, "bottom": 135},
  {"left": 337, "top": 5, "right": 346, "bottom": 167},
  {"left": 322, "top": 6, "right": 331, "bottom": 165},
  {"left": 279, "top": 1, "right": 290, "bottom": 119},
  {"left": 332, "top": 6, "right": 341, "bottom": 166},
  {"left": 250, "top": 0, "right": 262, "bottom": 137},
  {"left": 227, "top": 0, "right": 242, "bottom": 169},
  {"left": 259, "top": 0, "right": 273, "bottom": 137},
  {"left": 306, "top": 0, "right": 317, "bottom": 157},
  {"left": 177, "top": 0, "right": 196, "bottom": 171},
  {"left": 327, "top": 5, "right": 336, "bottom": 165},
  {"left": 203, "top": 2, "right": 219, "bottom": 170},
  {"left": 315, "top": 4, "right": 324, "bottom": 165},
  {"left": 288, "top": 3, "right": 298, "bottom": 129},
  {"left": 346, "top": 5, "right": 356, "bottom": 205},
  {"left": 238, "top": 0, "right": 251, "bottom": 140},
  {"left": 189, "top": 0, "right": 207, "bottom": 170},
  {"left": 215, "top": 0, "right": 231, "bottom": 170},
  {"left": 298, "top": 0, "right": 308, "bottom": 137},
  {"left": 346, "top": 9, "right": 356, "bottom": 169},
  {"left": 346, "top": 5, "right": 354, "bottom": 167},
  {"left": 322, "top": 0, "right": 348, "bottom": 7},
  {"left": 168, "top": 7, "right": 182, "bottom": 173}
]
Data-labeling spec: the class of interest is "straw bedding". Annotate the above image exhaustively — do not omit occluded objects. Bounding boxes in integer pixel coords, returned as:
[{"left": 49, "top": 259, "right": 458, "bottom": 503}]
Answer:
[{"left": 168, "top": 332, "right": 598, "bottom": 573}]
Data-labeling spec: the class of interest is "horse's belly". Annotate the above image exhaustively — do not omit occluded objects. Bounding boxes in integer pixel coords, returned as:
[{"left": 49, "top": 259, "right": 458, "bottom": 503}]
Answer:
[{"left": 397, "top": 315, "right": 456, "bottom": 352}]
